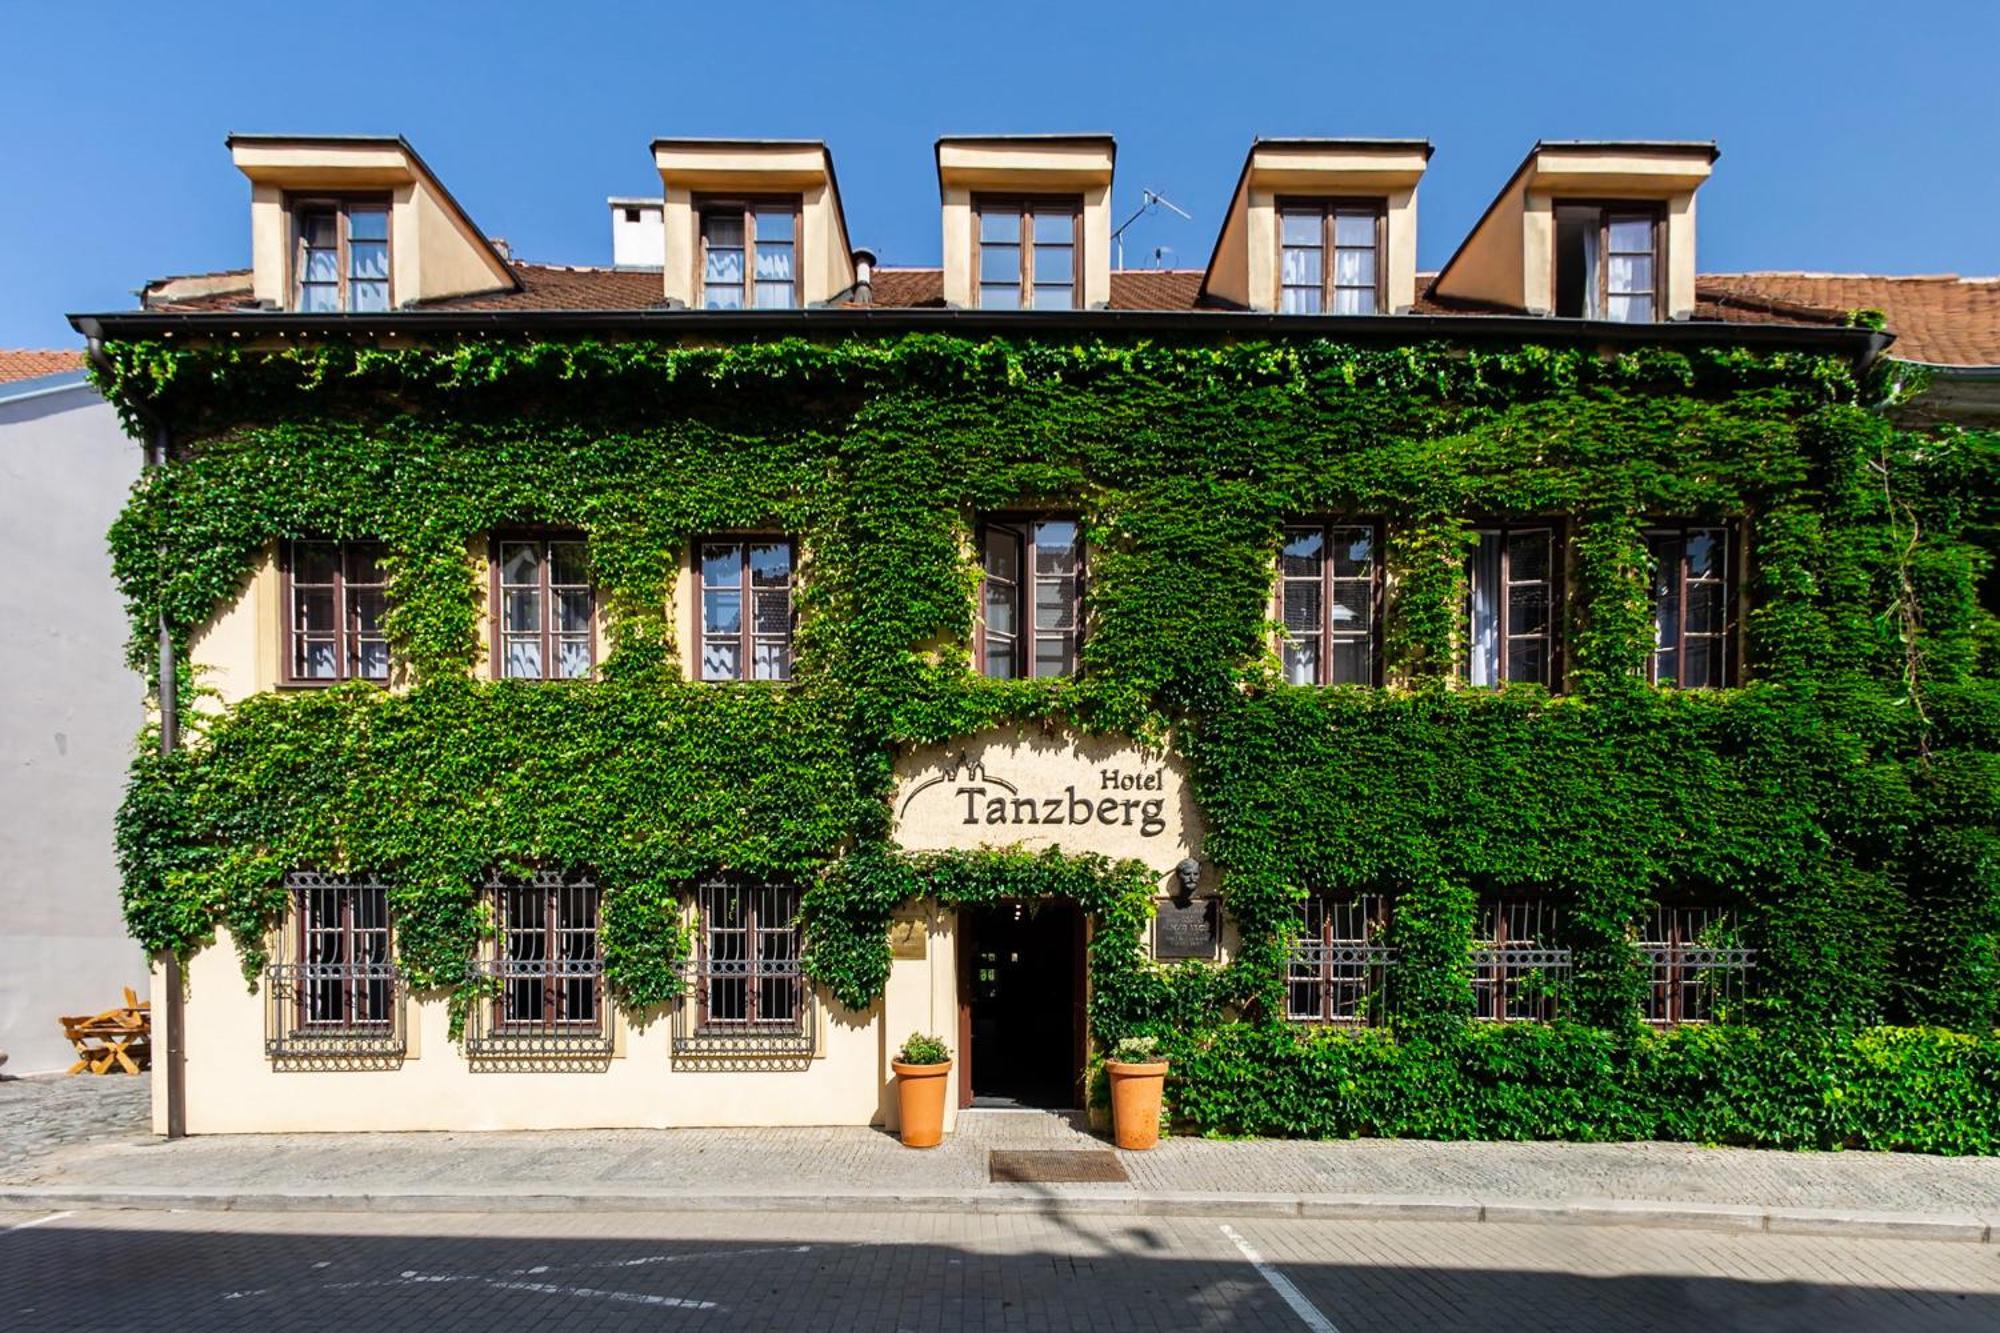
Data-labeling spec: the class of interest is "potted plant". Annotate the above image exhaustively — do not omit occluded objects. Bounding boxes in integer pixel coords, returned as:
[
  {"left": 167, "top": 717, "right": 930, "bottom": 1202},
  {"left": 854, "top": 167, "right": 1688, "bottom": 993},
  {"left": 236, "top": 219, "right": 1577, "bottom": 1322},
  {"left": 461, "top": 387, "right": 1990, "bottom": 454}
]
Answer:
[
  {"left": 892, "top": 1032, "right": 953, "bottom": 1148},
  {"left": 1105, "top": 1035, "right": 1170, "bottom": 1150}
]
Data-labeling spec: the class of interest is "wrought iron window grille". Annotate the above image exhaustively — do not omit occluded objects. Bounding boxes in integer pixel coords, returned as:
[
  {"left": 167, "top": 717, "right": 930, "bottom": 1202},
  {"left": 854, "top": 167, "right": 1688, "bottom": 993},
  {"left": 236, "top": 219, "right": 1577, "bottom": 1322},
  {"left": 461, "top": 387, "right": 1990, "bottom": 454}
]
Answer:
[
  {"left": 1471, "top": 898, "right": 1569, "bottom": 1022},
  {"left": 267, "top": 872, "right": 405, "bottom": 1065},
  {"left": 1639, "top": 907, "right": 1754, "bottom": 1024},
  {"left": 1286, "top": 894, "right": 1395, "bottom": 1024},
  {"left": 673, "top": 877, "right": 814, "bottom": 1068},
  {"left": 465, "top": 870, "right": 614, "bottom": 1060}
]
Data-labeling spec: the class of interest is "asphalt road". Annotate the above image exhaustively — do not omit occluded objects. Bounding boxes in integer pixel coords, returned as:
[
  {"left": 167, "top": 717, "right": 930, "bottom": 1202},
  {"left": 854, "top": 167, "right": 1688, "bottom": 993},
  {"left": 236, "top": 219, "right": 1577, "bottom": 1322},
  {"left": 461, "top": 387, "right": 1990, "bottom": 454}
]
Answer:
[{"left": 6, "top": 1204, "right": 1999, "bottom": 1331}]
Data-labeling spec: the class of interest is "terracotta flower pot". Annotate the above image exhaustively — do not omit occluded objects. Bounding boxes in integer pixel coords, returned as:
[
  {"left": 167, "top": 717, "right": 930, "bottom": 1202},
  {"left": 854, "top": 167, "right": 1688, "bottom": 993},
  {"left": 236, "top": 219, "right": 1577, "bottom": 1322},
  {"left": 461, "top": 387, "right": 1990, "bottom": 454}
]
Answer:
[
  {"left": 893, "top": 1059, "right": 953, "bottom": 1148},
  {"left": 1106, "top": 1059, "right": 1169, "bottom": 1150}
]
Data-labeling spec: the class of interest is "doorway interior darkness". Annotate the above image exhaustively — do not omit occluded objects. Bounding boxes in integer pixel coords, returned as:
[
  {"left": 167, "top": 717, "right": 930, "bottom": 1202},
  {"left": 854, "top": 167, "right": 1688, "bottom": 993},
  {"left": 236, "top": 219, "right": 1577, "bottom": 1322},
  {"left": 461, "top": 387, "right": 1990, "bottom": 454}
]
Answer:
[{"left": 961, "top": 899, "right": 1084, "bottom": 1109}]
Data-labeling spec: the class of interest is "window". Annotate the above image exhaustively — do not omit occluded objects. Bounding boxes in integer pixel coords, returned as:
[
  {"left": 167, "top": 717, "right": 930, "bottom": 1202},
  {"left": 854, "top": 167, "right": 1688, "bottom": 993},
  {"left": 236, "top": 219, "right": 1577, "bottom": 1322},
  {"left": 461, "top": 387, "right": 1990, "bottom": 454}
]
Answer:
[
  {"left": 1287, "top": 893, "right": 1393, "bottom": 1024},
  {"left": 1472, "top": 898, "right": 1568, "bottom": 1021},
  {"left": 1465, "top": 525, "right": 1559, "bottom": 688},
  {"left": 265, "top": 873, "right": 404, "bottom": 1060},
  {"left": 697, "top": 537, "right": 796, "bottom": 681},
  {"left": 1279, "top": 522, "right": 1381, "bottom": 685},
  {"left": 284, "top": 539, "right": 390, "bottom": 684},
  {"left": 978, "top": 517, "right": 1082, "bottom": 678},
  {"left": 1553, "top": 204, "right": 1658, "bottom": 322},
  {"left": 695, "top": 879, "right": 804, "bottom": 1033},
  {"left": 1647, "top": 525, "right": 1734, "bottom": 689},
  {"left": 975, "top": 197, "right": 1080, "bottom": 310},
  {"left": 471, "top": 871, "right": 606, "bottom": 1053},
  {"left": 293, "top": 199, "right": 390, "bottom": 313},
  {"left": 1279, "top": 202, "right": 1384, "bottom": 314},
  {"left": 699, "top": 200, "right": 798, "bottom": 309},
  {"left": 493, "top": 534, "right": 594, "bottom": 680},
  {"left": 1640, "top": 905, "right": 1753, "bottom": 1025}
]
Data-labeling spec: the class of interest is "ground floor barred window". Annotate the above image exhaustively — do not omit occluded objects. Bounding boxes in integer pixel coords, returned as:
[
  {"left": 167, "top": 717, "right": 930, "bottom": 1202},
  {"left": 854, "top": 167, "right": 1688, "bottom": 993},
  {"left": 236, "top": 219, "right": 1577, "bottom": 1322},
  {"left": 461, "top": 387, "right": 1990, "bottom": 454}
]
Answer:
[
  {"left": 466, "top": 870, "right": 612, "bottom": 1057},
  {"left": 673, "top": 879, "right": 815, "bottom": 1062},
  {"left": 1287, "top": 893, "right": 1393, "bottom": 1024},
  {"left": 1472, "top": 898, "right": 1568, "bottom": 1021},
  {"left": 1639, "top": 905, "right": 1753, "bottom": 1024},
  {"left": 265, "top": 872, "right": 404, "bottom": 1059}
]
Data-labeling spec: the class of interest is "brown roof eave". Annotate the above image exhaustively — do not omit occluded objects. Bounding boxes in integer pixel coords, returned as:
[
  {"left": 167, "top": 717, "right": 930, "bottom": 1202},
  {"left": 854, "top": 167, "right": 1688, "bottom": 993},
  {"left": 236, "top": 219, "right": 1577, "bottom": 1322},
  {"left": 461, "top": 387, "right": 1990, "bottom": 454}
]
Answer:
[{"left": 68, "top": 307, "right": 1893, "bottom": 366}]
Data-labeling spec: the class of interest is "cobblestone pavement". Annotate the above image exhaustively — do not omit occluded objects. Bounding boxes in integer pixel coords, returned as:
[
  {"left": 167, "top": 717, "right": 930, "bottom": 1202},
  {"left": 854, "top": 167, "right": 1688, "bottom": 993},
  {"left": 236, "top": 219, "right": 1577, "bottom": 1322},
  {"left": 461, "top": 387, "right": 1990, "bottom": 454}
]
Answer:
[
  {"left": 5, "top": 1204, "right": 1999, "bottom": 1331},
  {"left": 14, "top": 1098, "right": 2000, "bottom": 1223},
  {"left": 0, "top": 1074, "right": 148, "bottom": 1174}
]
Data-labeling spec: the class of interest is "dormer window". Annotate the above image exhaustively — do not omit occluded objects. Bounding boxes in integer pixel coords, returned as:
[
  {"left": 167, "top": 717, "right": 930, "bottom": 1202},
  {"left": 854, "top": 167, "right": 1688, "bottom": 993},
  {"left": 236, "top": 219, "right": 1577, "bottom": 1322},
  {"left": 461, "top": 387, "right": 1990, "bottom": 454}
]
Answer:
[
  {"left": 1554, "top": 204, "right": 1658, "bottom": 321},
  {"left": 975, "top": 197, "right": 1080, "bottom": 310},
  {"left": 698, "top": 199, "right": 799, "bottom": 309},
  {"left": 293, "top": 199, "right": 390, "bottom": 312},
  {"left": 1279, "top": 202, "right": 1384, "bottom": 315}
]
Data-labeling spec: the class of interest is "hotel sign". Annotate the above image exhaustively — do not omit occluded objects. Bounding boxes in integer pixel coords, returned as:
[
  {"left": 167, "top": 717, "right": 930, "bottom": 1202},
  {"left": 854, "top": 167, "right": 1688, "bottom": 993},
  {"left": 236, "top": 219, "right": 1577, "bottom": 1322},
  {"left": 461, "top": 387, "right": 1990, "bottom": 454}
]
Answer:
[{"left": 892, "top": 731, "right": 1201, "bottom": 869}]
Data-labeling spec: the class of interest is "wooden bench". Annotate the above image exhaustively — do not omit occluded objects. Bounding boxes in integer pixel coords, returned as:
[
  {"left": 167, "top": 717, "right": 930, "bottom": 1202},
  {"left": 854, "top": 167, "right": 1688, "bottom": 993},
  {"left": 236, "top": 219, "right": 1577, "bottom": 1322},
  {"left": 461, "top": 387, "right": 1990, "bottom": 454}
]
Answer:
[{"left": 59, "top": 987, "right": 151, "bottom": 1075}]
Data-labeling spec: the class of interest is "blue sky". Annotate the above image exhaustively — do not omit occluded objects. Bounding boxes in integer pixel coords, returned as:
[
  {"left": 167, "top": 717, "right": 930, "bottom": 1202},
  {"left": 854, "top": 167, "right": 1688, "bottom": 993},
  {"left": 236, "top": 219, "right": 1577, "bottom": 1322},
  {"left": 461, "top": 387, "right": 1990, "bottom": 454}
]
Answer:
[{"left": 2, "top": 0, "right": 1995, "bottom": 346}]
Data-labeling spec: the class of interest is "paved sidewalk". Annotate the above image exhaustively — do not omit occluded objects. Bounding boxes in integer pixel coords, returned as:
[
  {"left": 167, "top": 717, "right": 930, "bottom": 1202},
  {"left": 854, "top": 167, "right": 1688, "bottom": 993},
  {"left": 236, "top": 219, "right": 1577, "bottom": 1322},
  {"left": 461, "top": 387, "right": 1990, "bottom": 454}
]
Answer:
[{"left": 5, "top": 1076, "right": 1999, "bottom": 1242}]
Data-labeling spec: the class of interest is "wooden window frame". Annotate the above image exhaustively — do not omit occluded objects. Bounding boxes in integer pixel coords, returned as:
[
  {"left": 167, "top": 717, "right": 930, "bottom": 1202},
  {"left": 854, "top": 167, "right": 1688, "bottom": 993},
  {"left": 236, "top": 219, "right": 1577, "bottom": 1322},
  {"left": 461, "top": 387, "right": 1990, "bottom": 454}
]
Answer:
[
  {"left": 1463, "top": 522, "right": 1565, "bottom": 690},
  {"left": 1551, "top": 200, "right": 1663, "bottom": 322},
  {"left": 695, "top": 879, "right": 805, "bottom": 1034},
  {"left": 490, "top": 875, "right": 603, "bottom": 1033},
  {"left": 975, "top": 515, "right": 1085, "bottom": 679},
  {"left": 972, "top": 195, "right": 1083, "bottom": 311},
  {"left": 289, "top": 195, "right": 392, "bottom": 313},
  {"left": 693, "top": 534, "right": 797, "bottom": 683},
  {"left": 1644, "top": 522, "right": 1738, "bottom": 689},
  {"left": 1275, "top": 519, "right": 1384, "bottom": 686},
  {"left": 1287, "top": 892, "right": 1392, "bottom": 1025},
  {"left": 694, "top": 195, "right": 803, "bottom": 310},
  {"left": 1275, "top": 198, "right": 1387, "bottom": 315},
  {"left": 293, "top": 876, "right": 393, "bottom": 1032},
  {"left": 489, "top": 530, "right": 596, "bottom": 681},
  {"left": 280, "top": 538, "right": 391, "bottom": 686}
]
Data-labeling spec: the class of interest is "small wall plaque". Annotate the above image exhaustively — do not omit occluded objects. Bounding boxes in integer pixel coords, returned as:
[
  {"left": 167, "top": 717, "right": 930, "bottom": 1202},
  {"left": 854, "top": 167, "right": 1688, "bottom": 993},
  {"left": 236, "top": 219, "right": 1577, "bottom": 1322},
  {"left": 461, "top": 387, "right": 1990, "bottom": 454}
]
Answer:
[
  {"left": 888, "top": 913, "right": 927, "bottom": 960},
  {"left": 1153, "top": 897, "right": 1218, "bottom": 961}
]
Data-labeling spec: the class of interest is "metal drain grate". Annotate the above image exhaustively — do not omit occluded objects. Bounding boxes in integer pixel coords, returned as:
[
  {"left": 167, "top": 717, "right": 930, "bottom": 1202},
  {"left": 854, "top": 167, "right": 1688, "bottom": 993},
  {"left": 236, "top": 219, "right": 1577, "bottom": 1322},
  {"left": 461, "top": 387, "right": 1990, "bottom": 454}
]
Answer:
[{"left": 989, "top": 1149, "right": 1130, "bottom": 1183}]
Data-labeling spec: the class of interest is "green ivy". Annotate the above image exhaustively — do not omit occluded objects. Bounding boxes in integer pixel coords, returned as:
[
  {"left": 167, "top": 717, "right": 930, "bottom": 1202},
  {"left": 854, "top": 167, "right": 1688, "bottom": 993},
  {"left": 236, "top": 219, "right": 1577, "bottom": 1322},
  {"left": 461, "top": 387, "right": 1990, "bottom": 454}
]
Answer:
[{"left": 93, "top": 331, "right": 2000, "bottom": 1149}]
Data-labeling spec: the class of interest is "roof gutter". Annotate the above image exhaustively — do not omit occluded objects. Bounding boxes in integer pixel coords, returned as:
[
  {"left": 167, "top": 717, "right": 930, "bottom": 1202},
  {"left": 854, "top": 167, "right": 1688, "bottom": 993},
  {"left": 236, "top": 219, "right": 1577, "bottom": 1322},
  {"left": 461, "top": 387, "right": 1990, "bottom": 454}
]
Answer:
[{"left": 67, "top": 307, "right": 1894, "bottom": 361}]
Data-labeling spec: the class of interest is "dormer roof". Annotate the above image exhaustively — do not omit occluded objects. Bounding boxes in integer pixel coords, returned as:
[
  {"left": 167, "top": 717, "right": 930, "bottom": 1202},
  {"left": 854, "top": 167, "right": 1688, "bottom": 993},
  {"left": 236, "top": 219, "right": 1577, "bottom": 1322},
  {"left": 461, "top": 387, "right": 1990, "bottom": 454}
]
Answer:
[
  {"left": 935, "top": 135, "right": 1117, "bottom": 309},
  {"left": 227, "top": 134, "right": 518, "bottom": 308},
  {"left": 1432, "top": 140, "right": 1717, "bottom": 318},
  {"left": 649, "top": 138, "right": 855, "bottom": 307},
  {"left": 1199, "top": 138, "right": 1433, "bottom": 313}
]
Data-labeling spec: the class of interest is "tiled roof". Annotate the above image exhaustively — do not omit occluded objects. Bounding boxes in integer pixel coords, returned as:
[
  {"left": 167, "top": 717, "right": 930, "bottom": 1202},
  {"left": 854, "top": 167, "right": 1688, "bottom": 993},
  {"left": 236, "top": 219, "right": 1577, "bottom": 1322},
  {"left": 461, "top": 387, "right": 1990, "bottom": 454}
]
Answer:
[
  {"left": 1696, "top": 274, "right": 2000, "bottom": 366},
  {"left": 0, "top": 349, "right": 84, "bottom": 384},
  {"left": 133, "top": 260, "right": 2000, "bottom": 366}
]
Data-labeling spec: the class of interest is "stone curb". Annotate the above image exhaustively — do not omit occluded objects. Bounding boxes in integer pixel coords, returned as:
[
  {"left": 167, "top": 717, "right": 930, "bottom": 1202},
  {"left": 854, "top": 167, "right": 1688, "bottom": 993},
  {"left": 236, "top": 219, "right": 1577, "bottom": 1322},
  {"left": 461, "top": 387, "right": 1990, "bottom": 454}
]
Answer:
[{"left": 2, "top": 1185, "right": 1993, "bottom": 1243}]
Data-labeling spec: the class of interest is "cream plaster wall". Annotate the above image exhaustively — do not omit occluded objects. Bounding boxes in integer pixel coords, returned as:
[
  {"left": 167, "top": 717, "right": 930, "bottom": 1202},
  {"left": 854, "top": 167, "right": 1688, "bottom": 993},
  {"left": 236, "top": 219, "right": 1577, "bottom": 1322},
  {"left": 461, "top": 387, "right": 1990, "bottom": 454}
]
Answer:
[
  {"left": 156, "top": 915, "right": 962, "bottom": 1135},
  {"left": 937, "top": 140, "right": 1115, "bottom": 309},
  {"left": 187, "top": 546, "right": 277, "bottom": 711}
]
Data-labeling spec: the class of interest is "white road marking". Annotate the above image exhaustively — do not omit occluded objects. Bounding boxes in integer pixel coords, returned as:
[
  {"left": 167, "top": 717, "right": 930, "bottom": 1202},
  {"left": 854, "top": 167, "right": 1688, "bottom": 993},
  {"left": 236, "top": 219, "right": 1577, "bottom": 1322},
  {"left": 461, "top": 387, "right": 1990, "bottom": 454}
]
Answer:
[
  {"left": 1219, "top": 1223, "right": 1340, "bottom": 1333},
  {"left": 487, "top": 1279, "right": 716, "bottom": 1310},
  {"left": 5, "top": 1211, "right": 74, "bottom": 1232}
]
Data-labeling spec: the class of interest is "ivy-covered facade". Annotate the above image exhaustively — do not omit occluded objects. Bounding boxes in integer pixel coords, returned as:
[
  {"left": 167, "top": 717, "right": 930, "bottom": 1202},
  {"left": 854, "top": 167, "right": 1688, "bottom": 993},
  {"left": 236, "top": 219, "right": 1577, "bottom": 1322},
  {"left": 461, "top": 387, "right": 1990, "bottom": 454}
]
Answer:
[{"left": 76, "top": 318, "right": 2000, "bottom": 1151}]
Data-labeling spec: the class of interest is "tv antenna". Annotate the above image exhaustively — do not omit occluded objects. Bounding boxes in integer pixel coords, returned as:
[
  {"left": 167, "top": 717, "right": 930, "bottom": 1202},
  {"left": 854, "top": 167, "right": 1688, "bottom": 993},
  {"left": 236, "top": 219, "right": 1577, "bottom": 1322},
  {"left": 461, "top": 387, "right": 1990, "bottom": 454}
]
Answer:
[{"left": 1112, "top": 189, "right": 1193, "bottom": 269}]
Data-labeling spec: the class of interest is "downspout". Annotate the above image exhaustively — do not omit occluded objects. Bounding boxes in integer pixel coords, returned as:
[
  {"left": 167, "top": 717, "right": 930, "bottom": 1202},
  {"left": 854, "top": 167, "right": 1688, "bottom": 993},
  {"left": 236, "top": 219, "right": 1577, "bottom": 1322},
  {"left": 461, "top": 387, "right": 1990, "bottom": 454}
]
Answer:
[{"left": 87, "top": 336, "right": 186, "bottom": 1140}]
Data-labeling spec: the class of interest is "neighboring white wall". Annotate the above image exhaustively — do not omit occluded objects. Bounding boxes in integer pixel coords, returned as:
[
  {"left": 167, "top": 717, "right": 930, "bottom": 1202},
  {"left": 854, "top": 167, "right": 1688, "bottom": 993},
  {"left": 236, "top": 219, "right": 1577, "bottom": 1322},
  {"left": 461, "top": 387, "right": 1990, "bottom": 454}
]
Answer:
[{"left": 0, "top": 377, "right": 147, "bottom": 1072}]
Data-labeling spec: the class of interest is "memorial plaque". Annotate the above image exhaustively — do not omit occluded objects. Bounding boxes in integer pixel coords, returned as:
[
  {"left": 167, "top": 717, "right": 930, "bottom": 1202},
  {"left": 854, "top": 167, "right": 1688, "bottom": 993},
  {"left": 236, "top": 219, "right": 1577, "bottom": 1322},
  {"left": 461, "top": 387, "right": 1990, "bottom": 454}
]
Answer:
[
  {"left": 888, "top": 913, "right": 927, "bottom": 960},
  {"left": 1153, "top": 897, "right": 1218, "bottom": 960}
]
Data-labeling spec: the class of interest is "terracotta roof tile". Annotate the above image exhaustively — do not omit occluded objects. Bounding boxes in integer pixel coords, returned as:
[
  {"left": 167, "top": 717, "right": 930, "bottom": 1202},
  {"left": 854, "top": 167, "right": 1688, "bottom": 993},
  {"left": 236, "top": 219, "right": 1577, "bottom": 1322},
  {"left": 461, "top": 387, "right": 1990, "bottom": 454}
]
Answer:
[
  {"left": 0, "top": 349, "right": 83, "bottom": 384},
  {"left": 1696, "top": 274, "right": 2000, "bottom": 366},
  {"left": 127, "top": 259, "right": 2000, "bottom": 366}
]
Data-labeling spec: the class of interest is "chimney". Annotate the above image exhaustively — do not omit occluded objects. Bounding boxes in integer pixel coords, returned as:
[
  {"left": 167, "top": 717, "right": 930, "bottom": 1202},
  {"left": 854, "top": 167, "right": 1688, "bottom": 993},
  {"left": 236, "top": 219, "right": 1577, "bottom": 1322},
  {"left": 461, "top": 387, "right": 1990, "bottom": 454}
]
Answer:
[
  {"left": 609, "top": 197, "right": 665, "bottom": 269},
  {"left": 851, "top": 247, "right": 877, "bottom": 305}
]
